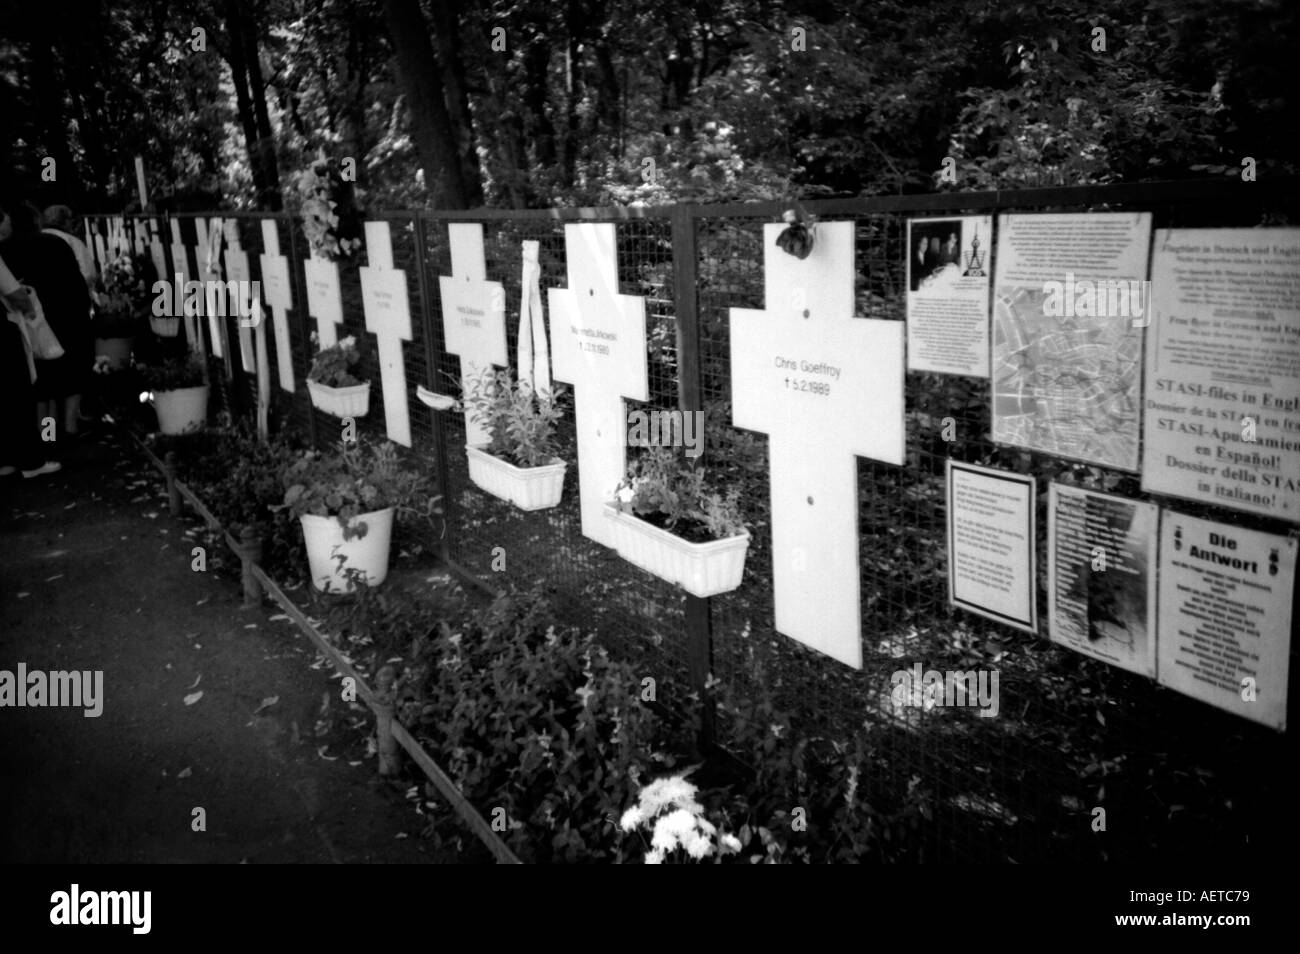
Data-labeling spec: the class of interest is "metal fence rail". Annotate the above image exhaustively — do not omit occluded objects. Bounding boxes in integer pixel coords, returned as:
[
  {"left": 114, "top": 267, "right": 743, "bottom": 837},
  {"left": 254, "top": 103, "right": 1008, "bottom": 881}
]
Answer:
[{"left": 88, "top": 178, "right": 1299, "bottom": 862}]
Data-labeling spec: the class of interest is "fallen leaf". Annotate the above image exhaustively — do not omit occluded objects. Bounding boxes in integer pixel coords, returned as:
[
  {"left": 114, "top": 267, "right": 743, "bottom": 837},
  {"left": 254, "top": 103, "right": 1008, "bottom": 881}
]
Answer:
[
  {"left": 177, "top": 767, "right": 192, "bottom": 779},
  {"left": 317, "top": 745, "right": 338, "bottom": 761},
  {"left": 17, "top": 592, "right": 29, "bottom": 599},
  {"left": 183, "top": 690, "right": 204, "bottom": 705},
  {"left": 195, "top": 598, "right": 209, "bottom": 606},
  {"left": 253, "top": 695, "right": 279, "bottom": 714},
  {"left": 395, "top": 832, "right": 408, "bottom": 839},
  {"left": 244, "top": 624, "right": 258, "bottom": 630},
  {"left": 186, "top": 674, "right": 202, "bottom": 690}
]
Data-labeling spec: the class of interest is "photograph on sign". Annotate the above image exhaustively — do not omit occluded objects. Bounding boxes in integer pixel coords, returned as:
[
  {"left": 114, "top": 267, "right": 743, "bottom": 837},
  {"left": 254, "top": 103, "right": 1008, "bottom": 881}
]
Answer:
[
  {"left": 1047, "top": 484, "right": 1157, "bottom": 676},
  {"left": 1141, "top": 228, "right": 1300, "bottom": 521},
  {"left": 1157, "top": 511, "right": 1294, "bottom": 731},
  {"left": 906, "top": 215, "right": 993, "bottom": 377},
  {"left": 991, "top": 212, "right": 1151, "bottom": 470},
  {"left": 947, "top": 460, "right": 1037, "bottom": 633}
]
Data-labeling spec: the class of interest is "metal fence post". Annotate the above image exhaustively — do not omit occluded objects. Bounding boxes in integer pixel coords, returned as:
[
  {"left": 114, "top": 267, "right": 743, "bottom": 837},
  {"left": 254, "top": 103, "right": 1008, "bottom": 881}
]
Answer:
[
  {"left": 671, "top": 203, "right": 716, "bottom": 749},
  {"left": 411, "top": 211, "right": 456, "bottom": 568},
  {"left": 286, "top": 222, "right": 319, "bottom": 449}
]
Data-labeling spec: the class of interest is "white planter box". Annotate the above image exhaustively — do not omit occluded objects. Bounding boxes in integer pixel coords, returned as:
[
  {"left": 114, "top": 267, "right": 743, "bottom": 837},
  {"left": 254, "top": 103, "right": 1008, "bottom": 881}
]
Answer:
[
  {"left": 153, "top": 385, "right": 209, "bottom": 435},
  {"left": 603, "top": 502, "right": 749, "bottom": 597},
  {"left": 150, "top": 316, "right": 181, "bottom": 337},
  {"left": 466, "top": 445, "right": 566, "bottom": 511},
  {"left": 307, "top": 379, "right": 370, "bottom": 418},
  {"left": 300, "top": 507, "right": 394, "bottom": 593}
]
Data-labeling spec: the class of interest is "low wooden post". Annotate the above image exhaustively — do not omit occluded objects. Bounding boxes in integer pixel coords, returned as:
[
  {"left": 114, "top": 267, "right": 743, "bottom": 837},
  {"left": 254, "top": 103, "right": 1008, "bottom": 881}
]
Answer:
[
  {"left": 237, "top": 526, "right": 263, "bottom": 608},
  {"left": 164, "top": 452, "right": 182, "bottom": 516},
  {"left": 373, "top": 665, "right": 400, "bottom": 776}
]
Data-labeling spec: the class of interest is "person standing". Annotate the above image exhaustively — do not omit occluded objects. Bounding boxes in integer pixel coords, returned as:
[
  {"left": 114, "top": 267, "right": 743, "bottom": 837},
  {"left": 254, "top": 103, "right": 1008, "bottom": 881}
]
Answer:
[
  {"left": 0, "top": 197, "right": 94, "bottom": 440},
  {"left": 0, "top": 249, "right": 62, "bottom": 478},
  {"left": 42, "top": 205, "right": 97, "bottom": 294}
]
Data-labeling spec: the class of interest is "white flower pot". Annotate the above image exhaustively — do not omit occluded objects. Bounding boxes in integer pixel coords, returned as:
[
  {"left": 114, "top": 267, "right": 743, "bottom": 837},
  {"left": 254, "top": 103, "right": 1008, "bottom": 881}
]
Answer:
[
  {"left": 465, "top": 444, "right": 566, "bottom": 511},
  {"left": 150, "top": 316, "right": 181, "bottom": 337},
  {"left": 307, "top": 379, "right": 370, "bottom": 418},
  {"left": 602, "top": 502, "right": 749, "bottom": 597},
  {"left": 299, "top": 507, "right": 394, "bottom": 593},
  {"left": 152, "top": 385, "right": 209, "bottom": 435}
]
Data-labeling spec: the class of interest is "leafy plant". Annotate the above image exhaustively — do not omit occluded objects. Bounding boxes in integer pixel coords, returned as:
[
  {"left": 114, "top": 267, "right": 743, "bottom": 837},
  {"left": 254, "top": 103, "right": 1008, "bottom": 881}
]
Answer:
[
  {"left": 614, "top": 445, "right": 747, "bottom": 542},
  {"left": 462, "top": 366, "right": 567, "bottom": 467},
  {"left": 276, "top": 439, "right": 437, "bottom": 539},
  {"left": 308, "top": 334, "right": 367, "bottom": 388},
  {"left": 136, "top": 353, "right": 206, "bottom": 391},
  {"left": 93, "top": 251, "right": 151, "bottom": 337},
  {"left": 298, "top": 159, "right": 364, "bottom": 263}
]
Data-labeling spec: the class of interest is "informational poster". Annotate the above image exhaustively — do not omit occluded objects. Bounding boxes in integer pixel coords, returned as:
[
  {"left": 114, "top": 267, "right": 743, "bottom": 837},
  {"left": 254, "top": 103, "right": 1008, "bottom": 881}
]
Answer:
[
  {"left": 992, "top": 212, "right": 1152, "bottom": 470},
  {"left": 1047, "top": 485, "right": 1158, "bottom": 675},
  {"left": 731, "top": 221, "right": 905, "bottom": 669},
  {"left": 906, "top": 215, "right": 993, "bottom": 377},
  {"left": 1142, "top": 228, "right": 1300, "bottom": 521},
  {"left": 947, "top": 461, "right": 1037, "bottom": 633},
  {"left": 1157, "top": 512, "right": 1295, "bottom": 730}
]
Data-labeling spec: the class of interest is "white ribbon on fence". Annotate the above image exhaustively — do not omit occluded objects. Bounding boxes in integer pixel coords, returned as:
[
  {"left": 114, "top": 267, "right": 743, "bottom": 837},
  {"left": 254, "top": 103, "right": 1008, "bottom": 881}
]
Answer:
[{"left": 517, "top": 240, "right": 551, "bottom": 398}]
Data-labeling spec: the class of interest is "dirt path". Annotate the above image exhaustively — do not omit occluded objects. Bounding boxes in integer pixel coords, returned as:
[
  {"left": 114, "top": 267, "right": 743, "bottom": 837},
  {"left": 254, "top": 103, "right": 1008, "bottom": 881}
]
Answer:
[{"left": 0, "top": 426, "right": 468, "bottom": 863}]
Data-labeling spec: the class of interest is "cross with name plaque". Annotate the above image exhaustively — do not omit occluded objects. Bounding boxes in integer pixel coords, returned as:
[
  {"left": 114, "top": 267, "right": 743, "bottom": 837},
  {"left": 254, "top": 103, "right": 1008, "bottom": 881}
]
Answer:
[
  {"left": 548, "top": 223, "right": 648, "bottom": 549},
  {"left": 730, "top": 221, "right": 905, "bottom": 669},
  {"left": 360, "top": 220, "right": 413, "bottom": 446},
  {"left": 438, "top": 223, "right": 508, "bottom": 447}
]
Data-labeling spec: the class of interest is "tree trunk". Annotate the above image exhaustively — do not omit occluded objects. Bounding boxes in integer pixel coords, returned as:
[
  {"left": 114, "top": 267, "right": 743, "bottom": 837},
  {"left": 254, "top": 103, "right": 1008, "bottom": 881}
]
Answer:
[
  {"left": 426, "top": 0, "right": 483, "bottom": 202},
  {"left": 223, "top": 0, "right": 270, "bottom": 205},
  {"left": 241, "top": 2, "right": 282, "bottom": 209},
  {"left": 380, "top": 0, "right": 478, "bottom": 208}
]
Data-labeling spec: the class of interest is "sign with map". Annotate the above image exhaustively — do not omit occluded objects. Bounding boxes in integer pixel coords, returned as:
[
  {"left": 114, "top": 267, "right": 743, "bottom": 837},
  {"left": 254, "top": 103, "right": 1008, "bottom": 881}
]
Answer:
[
  {"left": 1047, "top": 485, "right": 1158, "bottom": 676},
  {"left": 1141, "top": 228, "right": 1300, "bottom": 521},
  {"left": 991, "top": 212, "right": 1152, "bottom": 470},
  {"left": 1157, "top": 511, "right": 1294, "bottom": 731}
]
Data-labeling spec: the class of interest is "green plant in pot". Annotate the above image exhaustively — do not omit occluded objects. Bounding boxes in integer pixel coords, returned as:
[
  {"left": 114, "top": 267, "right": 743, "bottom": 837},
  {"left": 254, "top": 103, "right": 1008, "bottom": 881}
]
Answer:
[
  {"left": 138, "top": 353, "right": 209, "bottom": 435},
  {"left": 93, "top": 251, "right": 150, "bottom": 367},
  {"left": 606, "top": 445, "right": 749, "bottom": 597},
  {"left": 306, "top": 333, "right": 370, "bottom": 418},
  {"left": 462, "top": 366, "right": 569, "bottom": 511},
  {"left": 275, "top": 439, "right": 437, "bottom": 593}
]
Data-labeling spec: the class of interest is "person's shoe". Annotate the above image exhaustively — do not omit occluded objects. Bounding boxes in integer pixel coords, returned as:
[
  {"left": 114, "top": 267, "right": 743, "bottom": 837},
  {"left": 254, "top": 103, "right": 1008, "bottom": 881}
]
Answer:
[
  {"left": 21, "top": 461, "right": 62, "bottom": 478},
  {"left": 0, "top": 465, "right": 16, "bottom": 476}
]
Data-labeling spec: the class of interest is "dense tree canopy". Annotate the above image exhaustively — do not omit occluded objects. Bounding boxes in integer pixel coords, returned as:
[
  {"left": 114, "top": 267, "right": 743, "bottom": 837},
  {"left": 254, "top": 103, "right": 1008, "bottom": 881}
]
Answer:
[{"left": 2, "top": 0, "right": 1295, "bottom": 213}]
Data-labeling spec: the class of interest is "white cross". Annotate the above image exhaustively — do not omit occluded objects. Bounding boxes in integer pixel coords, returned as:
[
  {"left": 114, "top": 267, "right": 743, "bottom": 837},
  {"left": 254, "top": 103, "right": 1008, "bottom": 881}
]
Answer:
[
  {"left": 730, "top": 221, "right": 905, "bottom": 669},
  {"left": 223, "top": 228, "right": 256, "bottom": 374},
  {"left": 194, "top": 217, "right": 226, "bottom": 361},
  {"left": 548, "top": 223, "right": 648, "bottom": 548},
  {"left": 360, "top": 221, "right": 413, "bottom": 446},
  {"left": 259, "top": 220, "right": 296, "bottom": 393},
  {"left": 438, "top": 223, "right": 508, "bottom": 447},
  {"left": 304, "top": 253, "right": 343, "bottom": 348}
]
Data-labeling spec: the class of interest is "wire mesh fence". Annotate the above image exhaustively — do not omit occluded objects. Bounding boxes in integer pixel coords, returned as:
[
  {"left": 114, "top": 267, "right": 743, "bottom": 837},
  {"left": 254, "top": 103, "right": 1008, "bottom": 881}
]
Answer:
[{"left": 86, "top": 178, "right": 1298, "bottom": 862}]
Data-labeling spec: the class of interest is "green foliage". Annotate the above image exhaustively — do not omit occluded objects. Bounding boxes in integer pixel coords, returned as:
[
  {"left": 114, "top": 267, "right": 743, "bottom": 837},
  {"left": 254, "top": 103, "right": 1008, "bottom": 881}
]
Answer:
[
  {"left": 277, "top": 439, "right": 437, "bottom": 540},
  {"left": 308, "top": 334, "right": 367, "bottom": 387},
  {"left": 400, "top": 588, "right": 678, "bottom": 863},
  {"left": 155, "top": 423, "right": 308, "bottom": 579},
  {"left": 615, "top": 445, "right": 747, "bottom": 542},
  {"left": 298, "top": 159, "right": 365, "bottom": 262},
  {"left": 93, "top": 252, "right": 152, "bottom": 337},
  {"left": 462, "top": 366, "right": 567, "bottom": 467},
  {"left": 136, "top": 353, "right": 206, "bottom": 392}
]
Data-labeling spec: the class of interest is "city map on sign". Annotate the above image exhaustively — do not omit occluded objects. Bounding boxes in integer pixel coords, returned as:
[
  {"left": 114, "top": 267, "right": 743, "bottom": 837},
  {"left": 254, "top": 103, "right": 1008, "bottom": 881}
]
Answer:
[{"left": 992, "top": 284, "right": 1143, "bottom": 471}]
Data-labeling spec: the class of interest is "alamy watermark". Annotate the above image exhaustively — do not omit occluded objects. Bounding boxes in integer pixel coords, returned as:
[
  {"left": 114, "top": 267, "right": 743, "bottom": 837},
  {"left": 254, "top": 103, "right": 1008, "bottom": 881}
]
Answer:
[
  {"left": 890, "top": 663, "right": 999, "bottom": 718},
  {"left": 626, "top": 409, "right": 704, "bottom": 459},
  {"left": 152, "top": 274, "right": 262, "bottom": 327},
  {"left": 50, "top": 884, "right": 150, "bottom": 934},
  {"left": 1042, "top": 272, "right": 1151, "bottom": 327},
  {"left": 0, "top": 664, "right": 103, "bottom": 717}
]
